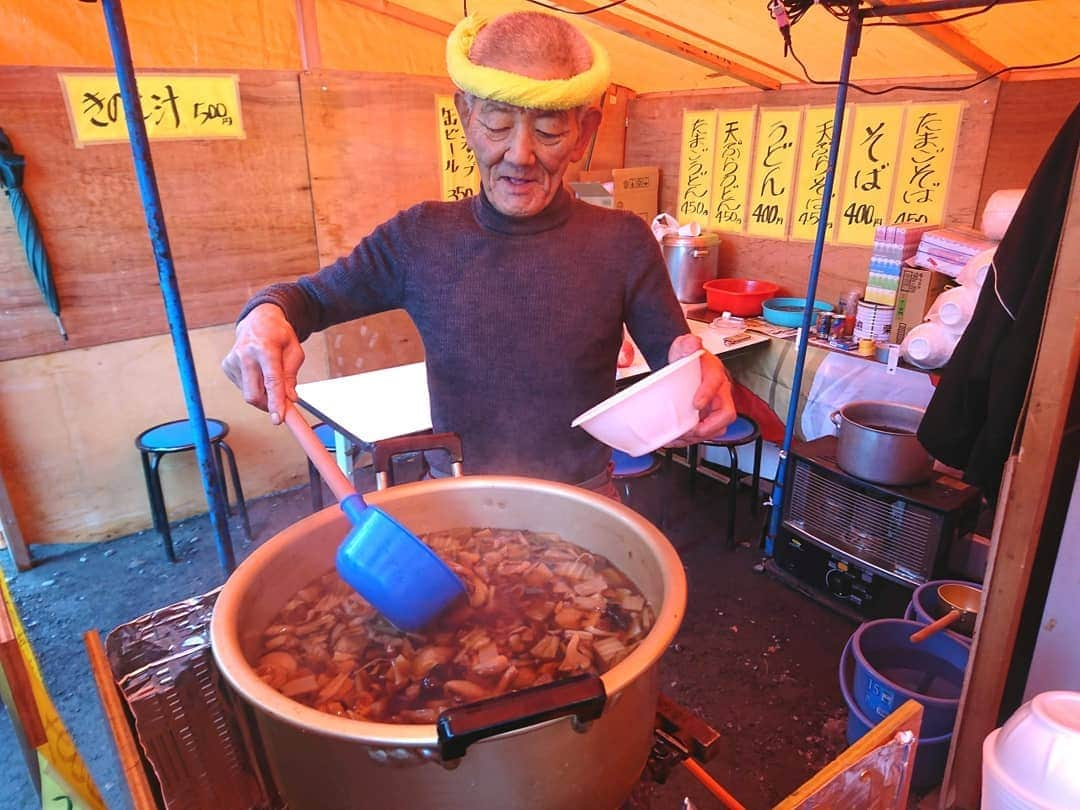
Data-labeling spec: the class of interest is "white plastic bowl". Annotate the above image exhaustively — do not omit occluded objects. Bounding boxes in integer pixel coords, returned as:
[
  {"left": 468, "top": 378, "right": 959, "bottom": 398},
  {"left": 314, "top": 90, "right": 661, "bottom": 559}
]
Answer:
[
  {"left": 571, "top": 349, "right": 703, "bottom": 456},
  {"left": 982, "top": 691, "right": 1080, "bottom": 809}
]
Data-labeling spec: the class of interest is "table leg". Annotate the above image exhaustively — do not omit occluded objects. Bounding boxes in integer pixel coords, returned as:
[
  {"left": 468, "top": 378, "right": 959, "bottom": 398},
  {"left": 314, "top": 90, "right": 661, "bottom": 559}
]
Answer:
[{"left": 333, "top": 431, "right": 351, "bottom": 477}]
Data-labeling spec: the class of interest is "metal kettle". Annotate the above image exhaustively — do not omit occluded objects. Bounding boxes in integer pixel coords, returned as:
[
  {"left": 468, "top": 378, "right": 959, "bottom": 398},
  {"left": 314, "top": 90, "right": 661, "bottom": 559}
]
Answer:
[{"left": 661, "top": 232, "right": 720, "bottom": 303}]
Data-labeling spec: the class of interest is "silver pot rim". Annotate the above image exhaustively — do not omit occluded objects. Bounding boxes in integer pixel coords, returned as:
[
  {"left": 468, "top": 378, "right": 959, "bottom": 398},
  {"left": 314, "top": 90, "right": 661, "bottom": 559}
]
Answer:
[
  {"left": 836, "top": 400, "right": 927, "bottom": 434},
  {"left": 210, "top": 475, "right": 687, "bottom": 748}
]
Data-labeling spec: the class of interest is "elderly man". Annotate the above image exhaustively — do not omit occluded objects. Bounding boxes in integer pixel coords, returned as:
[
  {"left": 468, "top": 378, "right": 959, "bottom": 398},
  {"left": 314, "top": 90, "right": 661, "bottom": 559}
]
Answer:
[{"left": 223, "top": 11, "right": 735, "bottom": 492}]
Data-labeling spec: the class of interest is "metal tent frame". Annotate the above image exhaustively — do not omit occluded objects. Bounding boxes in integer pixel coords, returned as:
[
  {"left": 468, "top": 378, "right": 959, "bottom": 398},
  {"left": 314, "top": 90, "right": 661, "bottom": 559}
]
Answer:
[{"left": 764, "top": 0, "right": 1040, "bottom": 556}]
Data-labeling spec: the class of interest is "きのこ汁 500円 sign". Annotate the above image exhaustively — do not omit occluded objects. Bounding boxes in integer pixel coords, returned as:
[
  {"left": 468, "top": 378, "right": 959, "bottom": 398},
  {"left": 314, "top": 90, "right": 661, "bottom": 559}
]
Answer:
[{"left": 59, "top": 73, "right": 245, "bottom": 146}]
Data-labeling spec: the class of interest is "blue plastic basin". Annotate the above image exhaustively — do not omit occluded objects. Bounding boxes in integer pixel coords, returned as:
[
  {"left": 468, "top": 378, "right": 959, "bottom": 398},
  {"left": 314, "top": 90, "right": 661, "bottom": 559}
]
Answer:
[
  {"left": 840, "top": 637, "right": 952, "bottom": 790},
  {"left": 761, "top": 297, "right": 833, "bottom": 327},
  {"left": 850, "top": 618, "right": 969, "bottom": 738}
]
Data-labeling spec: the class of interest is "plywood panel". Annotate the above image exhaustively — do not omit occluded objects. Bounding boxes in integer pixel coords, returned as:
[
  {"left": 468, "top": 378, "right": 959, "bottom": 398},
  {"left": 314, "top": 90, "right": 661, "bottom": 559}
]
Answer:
[
  {"left": 977, "top": 78, "right": 1080, "bottom": 217},
  {"left": 626, "top": 81, "right": 1000, "bottom": 307},
  {"left": 0, "top": 67, "right": 319, "bottom": 361},
  {"left": 301, "top": 70, "right": 459, "bottom": 373},
  {"left": 0, "top": 325, "right": 329, "bottom": 545}
]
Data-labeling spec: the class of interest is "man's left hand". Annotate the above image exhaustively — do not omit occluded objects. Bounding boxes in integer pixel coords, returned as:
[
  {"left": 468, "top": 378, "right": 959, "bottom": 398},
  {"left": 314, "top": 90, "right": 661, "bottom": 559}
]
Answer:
[{"left": 666, "top": 334, "right": 736, "bottom": 446}]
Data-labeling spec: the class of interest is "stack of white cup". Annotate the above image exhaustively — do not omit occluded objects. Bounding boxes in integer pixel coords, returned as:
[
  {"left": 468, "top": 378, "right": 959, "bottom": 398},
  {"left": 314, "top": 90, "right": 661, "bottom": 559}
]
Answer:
[{"left": 901, "top": 248, "right": 994, "bottom": 370}]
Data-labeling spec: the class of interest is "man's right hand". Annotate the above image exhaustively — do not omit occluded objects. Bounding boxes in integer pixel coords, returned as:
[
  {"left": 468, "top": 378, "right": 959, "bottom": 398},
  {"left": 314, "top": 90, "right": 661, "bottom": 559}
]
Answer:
[{"left": 221, "top": 303, "right": 305, "bottom": 424}]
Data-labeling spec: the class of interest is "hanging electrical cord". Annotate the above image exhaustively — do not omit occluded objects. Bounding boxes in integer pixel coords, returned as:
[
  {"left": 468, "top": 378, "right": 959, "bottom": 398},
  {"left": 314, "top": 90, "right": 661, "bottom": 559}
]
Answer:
[
  {"left": 767, "top": 0, "right": 1079, "bottom": 95},
  {"left": 787, "top": 41, "right": 1080, "bottom": 95},
  {"left": 524, "top": 0, "right": 629, "bottom": 13},
  {"left": 771, "top": 0, "right": 1004, "bottom": 27}
]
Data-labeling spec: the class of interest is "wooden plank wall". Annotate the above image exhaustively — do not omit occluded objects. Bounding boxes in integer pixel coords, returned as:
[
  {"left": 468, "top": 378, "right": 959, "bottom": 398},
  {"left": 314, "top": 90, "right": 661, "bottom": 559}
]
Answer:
[
  {"left": 0, "top": 67, "right": 318, "bottom": 361},
  {"left": 625, "top": 81, "right": 1000, "bottom": 306},
  {"left": 977, "top": 78, "right": 1080, "bottom": 216},
  {"left": 300, "top": 70, "right": 454, "bottom": 376}
]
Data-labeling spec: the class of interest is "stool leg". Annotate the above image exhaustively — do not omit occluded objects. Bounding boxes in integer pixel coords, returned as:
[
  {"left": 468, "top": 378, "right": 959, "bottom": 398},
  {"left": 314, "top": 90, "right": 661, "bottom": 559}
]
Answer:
[
  {"left": 688, "top": 444, "right": 700, "bottom": 495},
  {"left": 727, "top": 447, "right": 739, "bottom": 550},
  {"left": 310, "top": 459, "right": 324, "bottom": 511},
  {"left": 751, "top": 437, "right": 763, "bottom": 517},
  {"left": 219, "top": 441, "right": 251, "bottom": 542},
  {"left": 144, "top": 452, "right": 175, "bottom": 562}
]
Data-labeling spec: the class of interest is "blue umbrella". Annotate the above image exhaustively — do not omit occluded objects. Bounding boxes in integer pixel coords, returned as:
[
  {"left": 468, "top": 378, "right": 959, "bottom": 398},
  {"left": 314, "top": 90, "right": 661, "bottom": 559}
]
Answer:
[{"left": 0, "top": 128, "right": 67, "bottom": 340}]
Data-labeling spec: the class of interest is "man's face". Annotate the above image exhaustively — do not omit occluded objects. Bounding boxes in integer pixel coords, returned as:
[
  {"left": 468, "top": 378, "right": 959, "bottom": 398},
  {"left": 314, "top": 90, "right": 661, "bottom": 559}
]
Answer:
[{"left": 456, "top": 95, "right": 601, "bottom": 218}]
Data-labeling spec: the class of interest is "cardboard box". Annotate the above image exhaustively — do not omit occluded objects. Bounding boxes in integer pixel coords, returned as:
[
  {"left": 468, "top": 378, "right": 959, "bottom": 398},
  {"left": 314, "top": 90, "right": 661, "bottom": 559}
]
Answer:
[
  {"left": 890, "top": 265, "right": 954, "bottom": 343},
  {"left": 570, "top": 166, "right": 659, "bottom": 223}
]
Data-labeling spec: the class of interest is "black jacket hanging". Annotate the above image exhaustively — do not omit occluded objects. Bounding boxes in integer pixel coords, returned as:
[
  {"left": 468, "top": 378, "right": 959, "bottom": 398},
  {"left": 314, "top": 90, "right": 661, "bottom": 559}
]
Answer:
[{"left": 918, "top": 102, "right": 1080, "bottom": 501}]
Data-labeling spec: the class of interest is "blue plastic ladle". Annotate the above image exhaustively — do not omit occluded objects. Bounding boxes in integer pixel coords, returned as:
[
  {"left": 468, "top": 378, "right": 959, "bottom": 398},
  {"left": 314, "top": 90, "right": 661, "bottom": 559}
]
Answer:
[{"left": 283, "top": 406, "right": 466, "bottom": 632}]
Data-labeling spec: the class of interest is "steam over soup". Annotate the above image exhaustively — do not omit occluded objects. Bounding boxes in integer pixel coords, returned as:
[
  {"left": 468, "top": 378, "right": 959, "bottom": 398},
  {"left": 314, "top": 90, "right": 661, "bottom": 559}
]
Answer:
[{"left": 255, "top": 527, "right": 654, "bottom": 723}]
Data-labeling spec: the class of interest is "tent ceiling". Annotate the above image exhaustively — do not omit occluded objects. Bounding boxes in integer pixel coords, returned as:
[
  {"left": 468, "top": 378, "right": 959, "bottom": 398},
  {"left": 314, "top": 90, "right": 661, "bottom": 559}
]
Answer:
[
  {"left": 3, "top": 0, "right": 1077, "bottom": 94},
  {"left": 360, "top": 0, "right": 1079, "bottom": 93}
]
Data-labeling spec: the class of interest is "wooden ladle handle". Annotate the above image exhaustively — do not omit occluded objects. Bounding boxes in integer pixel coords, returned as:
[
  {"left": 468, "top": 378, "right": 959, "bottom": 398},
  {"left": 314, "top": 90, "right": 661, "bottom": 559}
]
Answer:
[
  {"left": 910, "top": 609, "right": 962, "bottom": 643},
  {"left": 283, "top": 406, "right": 356, "bottom": 504}
]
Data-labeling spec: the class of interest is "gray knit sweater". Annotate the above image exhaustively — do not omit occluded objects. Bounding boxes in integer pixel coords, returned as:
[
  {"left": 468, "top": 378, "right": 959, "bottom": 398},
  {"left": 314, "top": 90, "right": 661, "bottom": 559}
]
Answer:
[{"left": 241, "top": 187, "right": 685, "bottom": 484}]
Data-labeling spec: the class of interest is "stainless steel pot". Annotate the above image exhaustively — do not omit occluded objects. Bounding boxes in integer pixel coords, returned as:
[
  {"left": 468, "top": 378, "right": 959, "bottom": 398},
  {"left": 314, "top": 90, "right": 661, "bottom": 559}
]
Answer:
[
  {"left": 211, "top": 476, "right": 687, "bottom": 810},
  {"left": 830, "top": 401, "right": 934, "bottom": 486},
  {"left": 662, "top": 232, "right": 720, "bottom": 303}
]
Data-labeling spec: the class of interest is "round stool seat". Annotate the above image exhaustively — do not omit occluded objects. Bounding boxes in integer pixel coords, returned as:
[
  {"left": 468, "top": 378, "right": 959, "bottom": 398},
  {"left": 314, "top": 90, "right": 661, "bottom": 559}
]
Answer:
[
  {"left": 612, "top": 449, "right": 660, "bottom": 477},
  {"left": 136, "top": 418, "right": 228, "bottom": 452},
  {"left": 704, "top": 415, "right": 758, "bottom": 446},
  {"left": 313, "top": 422, "right": 337, "bottom": 451}
]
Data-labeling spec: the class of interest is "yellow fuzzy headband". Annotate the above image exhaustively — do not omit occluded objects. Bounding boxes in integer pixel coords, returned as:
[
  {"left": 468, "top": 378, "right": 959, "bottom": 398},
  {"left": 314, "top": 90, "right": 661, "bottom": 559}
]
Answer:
[{"left": 446, "top": 14, "right": 610, "bottom": 110}]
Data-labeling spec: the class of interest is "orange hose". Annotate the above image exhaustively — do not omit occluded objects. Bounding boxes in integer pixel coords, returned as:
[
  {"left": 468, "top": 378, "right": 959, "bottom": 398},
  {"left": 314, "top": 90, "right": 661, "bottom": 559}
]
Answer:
[{"left": 681, "top": 757, "right": 746, "bottom": 810}]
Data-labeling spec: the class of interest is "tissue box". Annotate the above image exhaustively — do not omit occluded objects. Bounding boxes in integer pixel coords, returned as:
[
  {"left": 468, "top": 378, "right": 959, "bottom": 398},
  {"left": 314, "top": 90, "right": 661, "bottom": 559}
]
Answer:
[
  {"left": 571, "top": 167, "right": 659, "bottom": 222},
  {"left": 890, "top": 265, "right": 953, "bottom": 344}
]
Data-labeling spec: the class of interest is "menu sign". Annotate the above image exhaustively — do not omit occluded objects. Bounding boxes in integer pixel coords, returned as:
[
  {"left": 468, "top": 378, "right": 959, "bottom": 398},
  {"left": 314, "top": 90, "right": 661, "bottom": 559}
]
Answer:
[
  {"left": 676, "top": 110, "right": 718, "bottom": 228},
  {"left": 790, "top": 106, "right": 848, "bottom": 242},
  {"left": 709, "top": 109, "right": 756, "bottom": 233},
  {"left": 889, "top": 102, "right": 963, "bottom": 227},
  {"left": 435, "top": 95, "right": 479, "bottom": 202},
  {"left": 835, "top": 104, "right": 904, "bottom": 245},
  {"left": 746, "top": 108, "right": 802, "bottom": 239}
]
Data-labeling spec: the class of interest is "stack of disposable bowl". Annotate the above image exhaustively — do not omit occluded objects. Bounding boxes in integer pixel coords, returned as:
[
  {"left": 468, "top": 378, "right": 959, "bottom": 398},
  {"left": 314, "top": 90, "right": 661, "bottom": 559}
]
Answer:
[{"left": 982, "top": 691, "right": 1080, "bottom": 809}]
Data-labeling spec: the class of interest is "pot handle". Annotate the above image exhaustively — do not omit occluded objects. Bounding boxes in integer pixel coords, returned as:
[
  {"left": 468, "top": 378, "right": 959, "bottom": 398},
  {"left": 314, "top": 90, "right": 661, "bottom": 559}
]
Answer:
[
  {"left": 436, "top": 673, "right": 606, "bottom": 761},
  {"left": 373, "top": 432, "right": 464, "bottom": 489},
  {"left": 829, "top": 410, "right": 842, "bottom": 431}
]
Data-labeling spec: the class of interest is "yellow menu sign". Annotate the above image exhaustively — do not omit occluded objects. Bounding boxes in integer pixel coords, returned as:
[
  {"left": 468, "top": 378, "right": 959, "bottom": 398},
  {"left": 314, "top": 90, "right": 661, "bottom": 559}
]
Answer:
[
  {"left": 435, "top": 95, "right": 479, "bottom": 202},
  {"left": 790, "top": 106, "right": 849, "bottom": 242},
  {"left": 60, "top": 73, "right": 244, "bottom": 146},
  {"left": 889, "top": 102, "right": 963, "bottom": 227},
  {"left": 746, "top": 108, "right": 802, "bottom": 239},
  {"left": 676, "top": 110, "right": 718, "bottom": 228},
  {"left": 1, "top": 575, "right": 104, "bottom": 809},
  {"left": 835, "top": 104, "right": 905, "bottom": 245},
  {"left": 709, "top": 109, "right": 756, "bottom": 233}
]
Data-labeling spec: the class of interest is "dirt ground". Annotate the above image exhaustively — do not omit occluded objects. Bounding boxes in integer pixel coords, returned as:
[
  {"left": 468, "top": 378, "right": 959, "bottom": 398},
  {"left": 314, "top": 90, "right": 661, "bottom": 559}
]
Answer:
[{"left": 1, "top": 467, "right": 865, "bottom": 810}]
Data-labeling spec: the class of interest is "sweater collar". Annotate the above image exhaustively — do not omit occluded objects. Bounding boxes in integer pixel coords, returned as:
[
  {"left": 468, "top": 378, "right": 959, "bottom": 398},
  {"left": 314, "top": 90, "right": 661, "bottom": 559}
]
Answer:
[{"left": 471, "top": 185, "right": 574, "bottom": 235}]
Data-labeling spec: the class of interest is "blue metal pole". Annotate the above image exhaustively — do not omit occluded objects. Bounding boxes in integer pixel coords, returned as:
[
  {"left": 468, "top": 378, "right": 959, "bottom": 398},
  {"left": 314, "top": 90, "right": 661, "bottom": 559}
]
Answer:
[
  {"left": 765, "top": 2, "right": 863, "bottom": 556},
  {"left": 99, "top": 0, "right": 236, "bottom": 574}
]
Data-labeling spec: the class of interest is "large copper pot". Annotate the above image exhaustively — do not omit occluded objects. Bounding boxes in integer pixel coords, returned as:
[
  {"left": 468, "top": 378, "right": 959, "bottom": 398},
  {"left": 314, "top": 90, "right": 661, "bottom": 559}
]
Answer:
[{"left": 211, "top": 475, "right": 687, "bottom": 810}]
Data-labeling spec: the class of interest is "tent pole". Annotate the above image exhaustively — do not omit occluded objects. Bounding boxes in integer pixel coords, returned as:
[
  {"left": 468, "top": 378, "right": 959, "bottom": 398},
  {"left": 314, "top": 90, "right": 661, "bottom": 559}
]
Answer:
[
  {"left": 98, "top": 0, "right": 236, "bottom": 575},
  {"left": 764, "top": 1, "right": 863, "bottom": 557}
]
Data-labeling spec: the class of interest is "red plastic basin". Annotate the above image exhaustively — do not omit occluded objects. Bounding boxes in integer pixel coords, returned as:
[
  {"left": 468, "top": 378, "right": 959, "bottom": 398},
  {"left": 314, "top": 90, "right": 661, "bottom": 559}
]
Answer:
[{"left": 703, "top": 279, "right": 780, "bottom": 316}]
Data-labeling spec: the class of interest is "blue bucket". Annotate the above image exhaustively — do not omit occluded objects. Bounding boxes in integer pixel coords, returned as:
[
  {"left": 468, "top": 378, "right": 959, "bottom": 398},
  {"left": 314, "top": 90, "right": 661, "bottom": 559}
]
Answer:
[
  {"left": 850, "top": 619, "right": 969, "bottom": 738},
  {"left": 840, "top": 638, "right": 953, "bottom": 790},
  {"left": 908, "top": 579, "right": 978, "bottom": 647}
]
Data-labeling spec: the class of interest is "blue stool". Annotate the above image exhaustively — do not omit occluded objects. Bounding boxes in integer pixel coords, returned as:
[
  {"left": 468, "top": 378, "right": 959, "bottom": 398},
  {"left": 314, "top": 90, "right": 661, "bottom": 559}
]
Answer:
[
  {"left": 135, "top": 418, "right": 251, "bottom": 561},
  {"left": 308, "top": 423, "right": 367, "bottom": 511},
  {"left": 611, "top": 449, "right": 666, "bottom": 526},
  {"left": 674, "top": 415, "right": 762, "bottom": 550}
]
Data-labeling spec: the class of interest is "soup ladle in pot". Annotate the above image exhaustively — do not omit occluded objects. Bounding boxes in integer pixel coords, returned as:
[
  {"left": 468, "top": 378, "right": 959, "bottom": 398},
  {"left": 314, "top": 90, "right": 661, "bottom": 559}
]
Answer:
[{"left": 282, "top": 405, "right": 466, "bottom": 633}]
